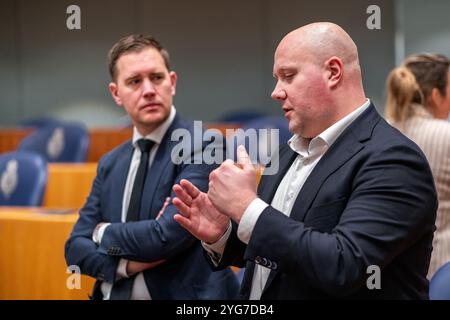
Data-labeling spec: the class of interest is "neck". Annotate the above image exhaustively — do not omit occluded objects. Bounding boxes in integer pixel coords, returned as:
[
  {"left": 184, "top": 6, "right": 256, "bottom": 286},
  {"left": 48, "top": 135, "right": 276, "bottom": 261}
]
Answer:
[
  {"left": 426, "top": 103, "right": 448, "bottom": 120},
  {"left": 135, "top": 125, "right": 156, "bottom": 137}
]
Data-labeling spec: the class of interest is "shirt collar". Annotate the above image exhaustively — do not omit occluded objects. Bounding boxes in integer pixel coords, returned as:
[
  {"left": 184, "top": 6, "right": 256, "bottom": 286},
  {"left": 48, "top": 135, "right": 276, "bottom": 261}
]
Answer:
[
  {"left": 288, "top": 99, "right": 371, "bottom": 158},
  {"left": 132, "top": 105, "right": 176, "bottom": 147}
]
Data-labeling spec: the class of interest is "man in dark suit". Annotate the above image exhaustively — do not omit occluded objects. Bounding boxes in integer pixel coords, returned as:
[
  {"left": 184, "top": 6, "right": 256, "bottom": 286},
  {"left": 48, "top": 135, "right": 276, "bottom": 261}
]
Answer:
[
  {"left": 65, "top": 34, "right": 239, "bottom": 300},
  {"left": 172, "top": 22, "right": 438, "bottom": 299}
]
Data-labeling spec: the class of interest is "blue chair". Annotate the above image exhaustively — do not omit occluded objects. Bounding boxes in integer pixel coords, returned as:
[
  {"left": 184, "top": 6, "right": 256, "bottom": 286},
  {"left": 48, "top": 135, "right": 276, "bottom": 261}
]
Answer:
[
  {"left": 244, "top": 116, "right": 292, "bottom": 144},
  {"left": 0, "top": 151, "right": 47, "bottom": 206},
  {"left": 430, "top": 261, "right": 450, "bottom": 300},
  {"left": 227, "top": 116, "right": 292, "bottom": 163},
  {"left": 237, "top": 268, "right": 245, "bottom": 285},
  {"left": 18, "top": 121, "right": 89, "bottom": 163}
]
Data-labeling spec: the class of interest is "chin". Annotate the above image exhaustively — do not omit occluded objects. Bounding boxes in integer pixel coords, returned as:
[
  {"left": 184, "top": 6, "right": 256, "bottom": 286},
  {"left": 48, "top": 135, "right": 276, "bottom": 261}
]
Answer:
[
  {"left": 144, "top": 112, "right": 168, "bottom": 125},
  {"left": 288, "top": 122, "right": 299, "bottom": 135}
]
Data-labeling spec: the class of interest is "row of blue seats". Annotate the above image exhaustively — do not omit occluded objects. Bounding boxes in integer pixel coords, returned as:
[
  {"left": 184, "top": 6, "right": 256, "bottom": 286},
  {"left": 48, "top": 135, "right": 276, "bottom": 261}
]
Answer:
[
  {"left": 1, "top": 119, "right": 88, "bottom": 206},
  {"left": 18, "top": 114, "right": 294, "bottom": 163},
  {"left": 20, "top": 119, "right": 89, "bottom": 163}
]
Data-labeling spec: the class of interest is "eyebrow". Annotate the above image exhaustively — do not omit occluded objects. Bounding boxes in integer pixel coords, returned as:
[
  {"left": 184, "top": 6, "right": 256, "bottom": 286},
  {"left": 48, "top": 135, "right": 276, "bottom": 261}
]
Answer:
[{"left": 124, "top": 71, "right": 165, "bottom": 82}]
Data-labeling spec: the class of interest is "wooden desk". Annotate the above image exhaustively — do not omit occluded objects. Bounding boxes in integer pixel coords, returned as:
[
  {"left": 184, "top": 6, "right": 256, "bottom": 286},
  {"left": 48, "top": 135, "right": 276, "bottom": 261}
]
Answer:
[
  {"left": 43, "top": 163, "right": 97, "bottom": 208},
  {"left": 0, "top": 207, "right": 94, "bottom": 299}
]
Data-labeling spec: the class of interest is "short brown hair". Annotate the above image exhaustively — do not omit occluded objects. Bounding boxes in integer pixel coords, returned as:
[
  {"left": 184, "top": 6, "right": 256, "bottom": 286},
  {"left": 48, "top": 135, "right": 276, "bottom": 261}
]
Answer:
[
  {"left": 107, "top": 34, "right": 170, "bottom": 81},
  {"left": 403, "top": 53, "right": 450, "bottom": 102}
]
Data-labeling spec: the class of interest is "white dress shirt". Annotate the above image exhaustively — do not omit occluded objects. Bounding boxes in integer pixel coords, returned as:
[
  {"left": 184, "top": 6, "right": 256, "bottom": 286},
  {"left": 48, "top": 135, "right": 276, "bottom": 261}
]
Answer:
[
  {"left": 94, "top": 105, "right": 176, "bottom": 300},
  {"left": 204, "top": 99, "right": 370, "bottom": 299}
]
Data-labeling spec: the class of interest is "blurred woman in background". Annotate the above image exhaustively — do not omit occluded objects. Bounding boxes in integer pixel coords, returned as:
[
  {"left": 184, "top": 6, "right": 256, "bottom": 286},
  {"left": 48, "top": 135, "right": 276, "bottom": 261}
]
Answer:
[{"left": 385, "top": 53, "right": 450, "bottom": 278}]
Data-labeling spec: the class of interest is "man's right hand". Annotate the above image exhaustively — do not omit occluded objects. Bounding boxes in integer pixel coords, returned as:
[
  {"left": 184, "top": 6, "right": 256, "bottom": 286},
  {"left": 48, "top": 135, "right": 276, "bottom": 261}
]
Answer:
[{"left": 173, "top": 179, "right": 230, "bottom": 244}]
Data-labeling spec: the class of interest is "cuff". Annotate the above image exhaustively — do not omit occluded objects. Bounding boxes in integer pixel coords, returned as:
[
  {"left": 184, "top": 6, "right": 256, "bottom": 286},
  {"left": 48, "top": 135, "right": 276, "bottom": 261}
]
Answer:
[
  {"left": 93, "top": 223, "right": 111, "bottom": 245},
  {"left": 237, "top": 198, "right": 268, "bottom": 244},
  {"left": 116, "top": 259, "right": 129, "bottom": 280},
  {"left": 202, "top": 221, "right": 232, "bottom": 266}
]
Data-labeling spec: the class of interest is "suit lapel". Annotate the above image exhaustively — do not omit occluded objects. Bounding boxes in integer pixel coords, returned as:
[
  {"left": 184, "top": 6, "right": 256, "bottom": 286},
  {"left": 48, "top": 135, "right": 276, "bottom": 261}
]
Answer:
[
  {"left": 258, "top": 146, "right": 297, "bottom": 202},
  {"left": 288, "top": 136, "right": 364, "bottom": 222},
  {"left": 110, "top": 142, "right": 134, "bottom": 222},
  {"left": 288, "top": 104, "right": 379, "bottom": 223}
]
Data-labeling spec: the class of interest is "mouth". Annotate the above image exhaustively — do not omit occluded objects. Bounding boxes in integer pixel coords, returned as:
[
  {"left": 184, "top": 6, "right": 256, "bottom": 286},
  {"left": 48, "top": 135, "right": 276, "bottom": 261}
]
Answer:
[
  {"left": 140, "top": 103, "right": 162, "bottom": 111},
  {"left": 283, "top": 107, "right": 293, "bottom": 117}
]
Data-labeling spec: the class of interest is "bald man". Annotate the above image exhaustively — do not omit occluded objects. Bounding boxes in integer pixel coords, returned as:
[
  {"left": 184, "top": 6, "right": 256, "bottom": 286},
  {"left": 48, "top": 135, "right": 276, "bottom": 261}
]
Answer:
[{"left": 173, "top": 22, "right": 437, "bottom": 299}]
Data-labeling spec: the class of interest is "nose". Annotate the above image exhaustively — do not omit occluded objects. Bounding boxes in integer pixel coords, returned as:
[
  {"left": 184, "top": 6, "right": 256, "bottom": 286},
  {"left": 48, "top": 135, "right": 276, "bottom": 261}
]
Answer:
[
  {"left": 142, "top": 78, "right": 156, "bottom": 98},
  {"left": 271, "top": 82, "right": 286, "bottom": 101}
]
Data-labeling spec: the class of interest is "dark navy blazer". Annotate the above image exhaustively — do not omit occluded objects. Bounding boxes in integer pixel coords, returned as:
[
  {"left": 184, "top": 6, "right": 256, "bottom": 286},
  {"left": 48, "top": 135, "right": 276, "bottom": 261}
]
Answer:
[
  {"left": 217, "top": 104, "right": 437, "bottom": 299},
  {"left": 65, "top": 114, "right": 239, "bottom": 299}
]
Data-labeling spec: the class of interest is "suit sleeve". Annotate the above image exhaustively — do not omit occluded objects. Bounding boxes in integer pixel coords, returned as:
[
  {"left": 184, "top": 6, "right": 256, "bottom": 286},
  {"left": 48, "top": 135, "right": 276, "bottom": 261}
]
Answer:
[
  {"left": 96, "top": 140, "right": 221, "bottom": 262},
  {"left": 243, "top": 144, "right": 437, "bottom": 296},
  {"left": 64, "top": 157, "right": 120, "bottom": 283}
]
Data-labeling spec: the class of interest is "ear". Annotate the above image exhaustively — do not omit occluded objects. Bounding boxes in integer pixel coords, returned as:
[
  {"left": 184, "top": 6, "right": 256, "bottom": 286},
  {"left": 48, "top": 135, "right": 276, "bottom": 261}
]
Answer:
[
  {"left": 169, "top": 71, "right": 177, "bottom": 96},
  {"left": 108, "top": 82, "right": 122, "bottom": 106},
  {"left": 325, "top": 56, "right": 343, "bottom": 89},
  {"left": 429, "top": 87, "right": 443, "bottom": 108}
]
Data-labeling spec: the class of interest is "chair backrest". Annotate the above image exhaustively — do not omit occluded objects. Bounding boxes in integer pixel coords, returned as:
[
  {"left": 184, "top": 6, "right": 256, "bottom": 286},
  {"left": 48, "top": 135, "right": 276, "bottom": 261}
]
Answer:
[
  {"left": 227, "top": 116, "right": 291, "bottom": 163},
  {"left": 0, "top": 151, "right": 47, "bottom": 206},
  {"left": 18, "top": 121, "right": 89, "bottom": 162},
  {"left": 430, "top": 261, "right": 450, "bottom": 300},
  {"left": 243, "top": 116, "right": 292, "bottom": 143}
]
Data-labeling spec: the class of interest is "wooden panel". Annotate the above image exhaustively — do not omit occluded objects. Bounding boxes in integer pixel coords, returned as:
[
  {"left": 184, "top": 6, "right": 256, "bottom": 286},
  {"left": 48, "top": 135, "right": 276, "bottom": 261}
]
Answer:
[
  {"left": 204, "top": 122, "right": 241, "bottom": 138},
  {"left": 0, "top": 207, "right": 94, "bottom": 299},
  {"left": 1, "top": 124, "right": 242, "bottom": 161},
  {"left": 87, "top": 128, "right": 132, "bottom": 162},
  {"left": 0, "top": 128, "right": 32, "bottom": 154},
  {"left": 0, "top": 128, "right": 132, "bottom": 162},
  {"left": 43, "top": 163, "right": 97, "bottom": 208}
]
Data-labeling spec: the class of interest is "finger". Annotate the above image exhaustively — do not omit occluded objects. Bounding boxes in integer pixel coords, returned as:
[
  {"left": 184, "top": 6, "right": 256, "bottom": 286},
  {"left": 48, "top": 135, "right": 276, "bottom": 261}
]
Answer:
[
  {"left": 173, "top": 213, "right": 193, "bottom": 230},
  {"left": 172, "top": 197, "right": 191, "bottom": 218},
  {"left": 173, "top": 184, "right": 193, "bottom": 206},
  {"left": 223, "top": 159, "right": 235, "bottom": 166},
  {"left": 156, "top": 197, "right": 170, "bottom": 220},
  {"left": 162, "top": 197, "right": 170, "bottom": 209},
  {"left": 236, "top": 145, "right": 253, "bottom": 170},
  {"left": 180, "top": 179, "right": 201, "bottom": 199}
]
